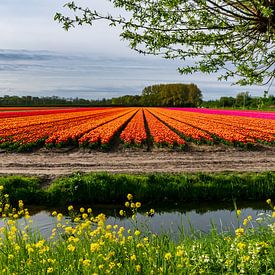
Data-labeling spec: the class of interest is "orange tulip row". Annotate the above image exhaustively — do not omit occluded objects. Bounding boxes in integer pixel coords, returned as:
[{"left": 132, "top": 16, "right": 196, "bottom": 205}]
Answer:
[
  {"left": 0, "top": 108, "right": 128, "bottom": 146},
  {"left": 45, "top": 109, "right": 130, "bottom": 145},
  {"left": 79, "top": 109, "right": 138, "bottom": 145},
  {"left": 0, "top": 107, "right": 274, "bottom": 149},
  {"left": 158, "top": 109, "right": 275, "bottom": 144},
  {"left": 148, "top": 108, "right": 213, "bottom": 143},
  {"left": 144, "top": 109, "right": 185, "bottom": 146},
  {"left": 120, "top": 109, "right": 147, "bottom": 145}
]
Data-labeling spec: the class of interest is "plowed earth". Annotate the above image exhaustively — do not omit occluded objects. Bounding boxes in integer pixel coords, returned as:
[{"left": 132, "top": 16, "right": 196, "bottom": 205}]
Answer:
[{"left": 0, "top": 145, "right": 274, "bottom": 179}]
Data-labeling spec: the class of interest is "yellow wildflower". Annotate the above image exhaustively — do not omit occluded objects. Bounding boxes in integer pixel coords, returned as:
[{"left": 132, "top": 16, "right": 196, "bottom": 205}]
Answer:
[
  {"left": 83, "top": 259, "right": 91, "bottom": 267},
  {"left": 67, "top": 244, "right": 76, "bottom": 252},
  {"left": 87, "top": 208, "right": 92, "bottom": 213},
  {"left": 47, "top": 267, "right": 54, "bottom": 273},
  {"left": 68, "top": 205, "right": 74, "bottom": 211},
  {"left": 90, "top": 243, "right": 100, "bottom": 252},
  {"left": 164, "top": 252, "right": 172, "bottom": 261},
  {"left": 82, "top": 213, "right": 88, "bottom": 219},
  {"left": 237, "top": 242, "right": 246, "bottom": 250},
  {"left": 136, "top": 265, "right": 141, "bottom": 272},
  {"left": 127, "top": 193, "right": 133, "bottom": 200},
  {"left": 235, "top": 227, "right": 245, "bottom": 237},
  {"left": 242, "top": 255, "right": 250, "bottom": 262},
  {"left": 130, "top": 255, "right": 137, "bottom": 261},
  {"left": 119, "top": 210, "right": 125, "bottom": 216},
  {"left": 57, "top": 213, "right": 63, "bottom": 221}
]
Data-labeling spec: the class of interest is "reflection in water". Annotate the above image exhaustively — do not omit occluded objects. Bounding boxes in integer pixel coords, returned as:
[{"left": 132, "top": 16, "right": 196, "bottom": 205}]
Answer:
[{"left": 1, "top": 202, "right": 270, "bottom": 239}]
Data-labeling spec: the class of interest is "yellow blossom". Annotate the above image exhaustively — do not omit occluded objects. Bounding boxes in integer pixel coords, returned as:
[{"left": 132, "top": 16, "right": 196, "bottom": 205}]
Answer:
[
  {"left": 80, "top": 207, "right": 85, "bottom": 213},
  {"left": 67, "top": 244, "right": 76, "bottom": 252},
  {"left": 136, "top": 202, "right": 141, "bottom": 208},
  {"left": 236, "top": 209, "right": 241, "bottom": 216},
  {"left": 119, "top": 210, "right": 125, "bottom": 216},
  {"left": 82, "top": 213, "right": 88, "bottom": 219},
  {"left": 266, "top": 199, "right": 271, "bottom": 205},
  {"left": 235, "top": 227, "right": 245, "bottom": 237},
  {"left": 134, "top": 230, "right": 141, "bottom": 236},
  {"left": 130, "top": 255, "right": 137, "bottom": 261},
  {"left": 57, "top": 213, "right": 63, "bottom": 221},
  {"left": 242, "top": 255, "right": 250, "bottom": 262},
  {"left": 90, "top": 243, "right": 100, "bottom": 252},
  {"left": 237, "top": 242, "right": 246, "bottom": 250},
  {"left": 125, "top": 202, "right": 130, "bottom": 207},
  {"left": 68, "top": 205, "right": 74, "bottom": 211},
  {"left": 83, "top": 259, "right": 91, "bottom": 267},
  {"left": 164, "top": 252, "right": 172, "bottom": 261},
  {"left": 51, "top": 211, "right": 57, "bottom": 217},
  {"left": 127, "top": 193, "right": 133, "bottom": 200},
  {"left": 136, "top": 265, "right": 141, "bottom": 272},
  {"left": 47, "top": 267, "right": 54, "bottom": 273}
]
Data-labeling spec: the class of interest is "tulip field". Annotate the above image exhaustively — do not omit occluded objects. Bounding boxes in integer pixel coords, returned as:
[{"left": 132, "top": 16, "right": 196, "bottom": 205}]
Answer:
[{"left": 0, "top": 107, "right": 274, "bottom": 151}]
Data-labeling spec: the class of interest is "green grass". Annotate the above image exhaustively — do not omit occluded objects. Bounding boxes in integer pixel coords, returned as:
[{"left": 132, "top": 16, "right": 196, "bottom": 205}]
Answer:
[{"left": 0, "top": 172, "right": 275, "bottom": 206}]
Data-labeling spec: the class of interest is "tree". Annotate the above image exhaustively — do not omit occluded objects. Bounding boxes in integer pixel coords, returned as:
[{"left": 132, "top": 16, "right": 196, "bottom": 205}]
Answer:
[
  {"left": 141, "top": 83, "right": 202, "bottom": 106},
  {"left": 55, "top": 1, "right": 275, "bottom": 86}
]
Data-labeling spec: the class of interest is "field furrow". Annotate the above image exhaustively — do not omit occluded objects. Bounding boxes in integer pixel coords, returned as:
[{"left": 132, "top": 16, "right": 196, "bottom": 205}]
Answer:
[
  {"left": 79, "top": 109, "right": 138, "bottom": 146},
  {"left": 144, "top": 109, "right": 185, "bottom": 146},
  {"left": 120, "top": 109, "right": 147, "bottom": 145}
]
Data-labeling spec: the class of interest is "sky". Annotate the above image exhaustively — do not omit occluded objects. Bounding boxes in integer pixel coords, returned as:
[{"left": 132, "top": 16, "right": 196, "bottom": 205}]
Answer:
[{"left": 0, "top": 0, "right": 273, "bottom": 100}]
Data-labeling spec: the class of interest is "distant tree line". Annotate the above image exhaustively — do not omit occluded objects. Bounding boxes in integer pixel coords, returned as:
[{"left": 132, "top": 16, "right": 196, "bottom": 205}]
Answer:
[
  {"left": 0, "top": 83, "right": 202, "bottom": 107},
  {"left": 1, "top": 87, "right": 274, "bottom": 110},
  {"left": 203, "top": 91, "right": 275, "bottom": 110}
]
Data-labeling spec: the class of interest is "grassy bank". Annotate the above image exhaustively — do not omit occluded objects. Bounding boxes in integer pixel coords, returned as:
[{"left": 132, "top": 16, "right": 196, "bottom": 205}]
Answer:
[{"left": 0, "top": 172, "right": 274, "bottom": 206}]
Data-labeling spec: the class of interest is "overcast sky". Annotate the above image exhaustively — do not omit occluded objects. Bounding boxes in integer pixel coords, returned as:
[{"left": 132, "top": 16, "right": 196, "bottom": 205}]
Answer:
[
  {"left": 0, "top": 0, "right": 273, "bottom": 99},
  {"left": 1, "top": 0, "right": 134, "bottom": 55}
]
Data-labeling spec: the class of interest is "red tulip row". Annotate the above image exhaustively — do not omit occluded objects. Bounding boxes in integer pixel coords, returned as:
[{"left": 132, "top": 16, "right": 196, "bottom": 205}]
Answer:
[{"left": 0, "top": 107, "right": 104, "bottom": 119}]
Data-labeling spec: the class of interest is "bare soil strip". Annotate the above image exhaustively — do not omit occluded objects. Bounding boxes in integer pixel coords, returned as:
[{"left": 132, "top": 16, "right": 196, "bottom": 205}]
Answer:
[{"left": 0, "top": 146, "right": 274, "bottom": 178}]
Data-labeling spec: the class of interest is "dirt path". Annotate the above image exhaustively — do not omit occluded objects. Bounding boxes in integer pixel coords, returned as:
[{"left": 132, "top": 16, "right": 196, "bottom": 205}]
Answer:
[{"left": 0, "top": 146, "right": 274, "bottom": 178}]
